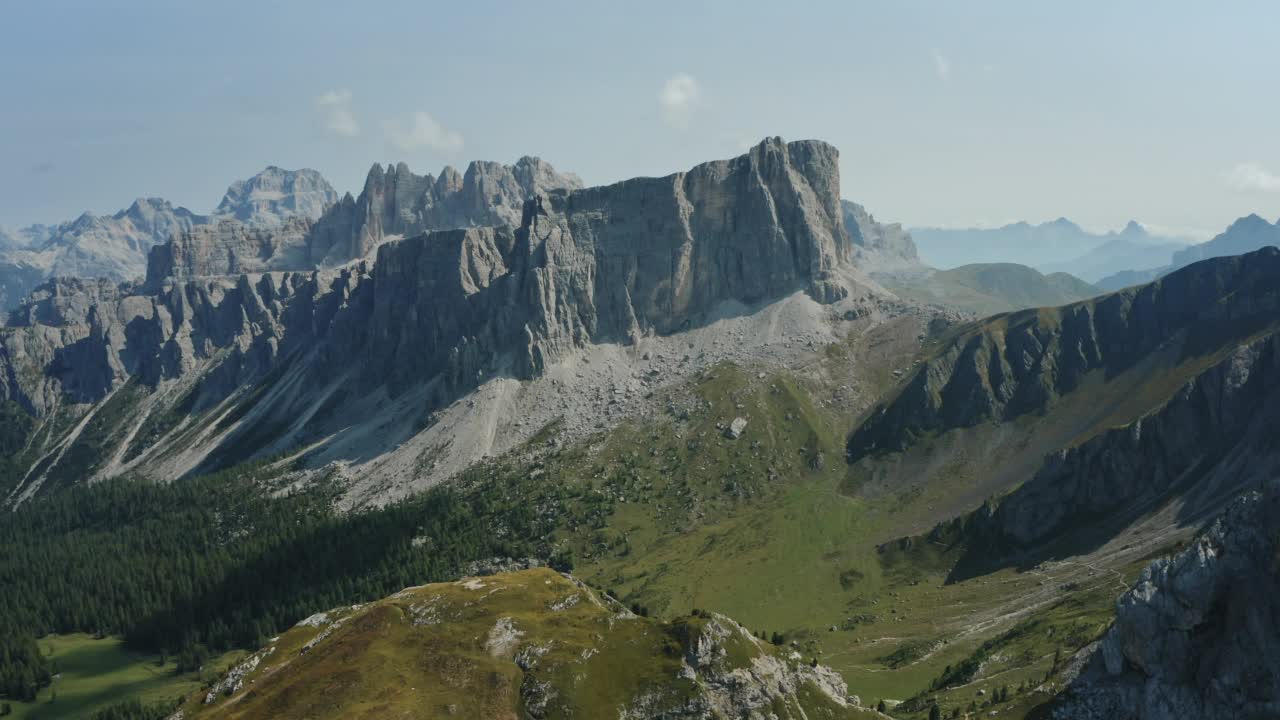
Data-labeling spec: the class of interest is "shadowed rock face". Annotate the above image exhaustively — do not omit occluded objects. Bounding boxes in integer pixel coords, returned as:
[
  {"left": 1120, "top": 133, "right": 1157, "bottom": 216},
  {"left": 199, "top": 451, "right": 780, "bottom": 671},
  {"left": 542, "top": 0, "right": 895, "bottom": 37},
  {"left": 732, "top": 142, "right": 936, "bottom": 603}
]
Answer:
[
  {"left": 1054, "top": 486, "right": 1280, "bottom": 720},
  {"left": 847, "top": 247, "right": 1280, "bottom": 460},
  {"left": 937, "top": 329, "right": 1280, "bottom": 576}
]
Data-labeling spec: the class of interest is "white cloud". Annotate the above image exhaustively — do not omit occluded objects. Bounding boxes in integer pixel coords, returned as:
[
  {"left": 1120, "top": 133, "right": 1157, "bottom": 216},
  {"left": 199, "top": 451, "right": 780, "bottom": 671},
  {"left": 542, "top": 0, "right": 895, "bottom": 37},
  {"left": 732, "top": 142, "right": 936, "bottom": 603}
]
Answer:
[
  {"left": 933, "top": 50, "right": 951, "bottom": 81},
  {"left": 315, "top": 88, "right": 359, "bottom": 137},
  {"left": 659, "top": 73, "right": 701, "bottom": 129},
  {"left": 384, "top": 112, "right": 465, "bottom": 153},
  {"left": 1224, "top": 162, "right": 1280, "bottom": 193}
]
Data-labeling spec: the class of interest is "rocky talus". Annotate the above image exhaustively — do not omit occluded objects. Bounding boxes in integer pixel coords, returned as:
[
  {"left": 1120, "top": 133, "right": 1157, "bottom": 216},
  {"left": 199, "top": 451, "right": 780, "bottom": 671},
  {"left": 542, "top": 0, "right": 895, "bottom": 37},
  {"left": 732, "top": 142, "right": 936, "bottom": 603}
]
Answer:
[{"left": 1053, "top": 485, "right": 1280, "bottom": 720}]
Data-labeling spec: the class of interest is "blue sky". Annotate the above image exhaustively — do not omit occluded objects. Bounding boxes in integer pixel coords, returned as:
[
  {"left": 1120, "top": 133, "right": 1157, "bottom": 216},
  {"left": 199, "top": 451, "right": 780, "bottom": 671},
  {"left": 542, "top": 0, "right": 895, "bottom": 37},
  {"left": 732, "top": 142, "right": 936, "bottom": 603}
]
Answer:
[{"left": 2, "top": 1, "right": 1278, "bottom": 237}]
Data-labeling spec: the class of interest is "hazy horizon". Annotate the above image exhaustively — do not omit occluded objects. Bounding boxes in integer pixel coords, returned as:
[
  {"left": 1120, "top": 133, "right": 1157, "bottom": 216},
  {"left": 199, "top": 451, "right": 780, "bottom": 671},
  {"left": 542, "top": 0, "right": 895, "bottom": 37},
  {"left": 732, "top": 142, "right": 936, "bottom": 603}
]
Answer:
[{"left": 4, "top": 1, "right": 1278, "bottom": 239}]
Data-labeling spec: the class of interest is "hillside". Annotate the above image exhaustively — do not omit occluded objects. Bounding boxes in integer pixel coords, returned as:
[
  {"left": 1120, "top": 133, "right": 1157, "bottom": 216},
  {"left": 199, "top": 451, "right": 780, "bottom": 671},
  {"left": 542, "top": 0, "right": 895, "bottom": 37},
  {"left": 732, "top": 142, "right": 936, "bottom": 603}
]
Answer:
[
  {"left": 178, "top": 567, "right": 870, "bottom": 719},
  {"left": 877, "top": 262, "right": 1100, "bottom": 316}
]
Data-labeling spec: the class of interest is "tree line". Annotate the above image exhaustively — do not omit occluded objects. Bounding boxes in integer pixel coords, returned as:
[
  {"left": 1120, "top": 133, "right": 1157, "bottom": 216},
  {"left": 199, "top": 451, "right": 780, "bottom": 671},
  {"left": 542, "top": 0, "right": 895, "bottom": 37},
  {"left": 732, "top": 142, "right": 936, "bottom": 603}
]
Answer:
[{"left": 0, "top": 462, "right": 557, "bottom": 701}]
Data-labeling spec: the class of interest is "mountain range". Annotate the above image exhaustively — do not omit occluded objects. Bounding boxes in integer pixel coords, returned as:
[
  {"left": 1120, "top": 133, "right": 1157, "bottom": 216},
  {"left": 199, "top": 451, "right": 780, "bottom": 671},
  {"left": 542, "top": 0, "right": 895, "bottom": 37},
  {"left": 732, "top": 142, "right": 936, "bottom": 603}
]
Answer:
[
  {"left": 0, "top": 168, "right": 337, "bottom": 312},
  {"left": 1096, "top": 212, "right": 1280, "bottom": 290},
  {"left": 1, "top": 138, "right": 1278, "bottom": 720},
  {"left": 911, "top": 218, "right": 1190, "bottom": 282}
]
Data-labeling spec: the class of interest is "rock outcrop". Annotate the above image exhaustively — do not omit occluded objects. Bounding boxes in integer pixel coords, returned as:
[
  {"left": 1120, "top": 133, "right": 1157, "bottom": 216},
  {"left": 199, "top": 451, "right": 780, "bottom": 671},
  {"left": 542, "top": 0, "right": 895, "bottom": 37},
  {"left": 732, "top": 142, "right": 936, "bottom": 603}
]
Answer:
[
  {"left": 306, "top": 156, "right": 583, "bottom": 265},
  {"left": 1053, "top": 486, "right": 1280, "bottom": 720}
]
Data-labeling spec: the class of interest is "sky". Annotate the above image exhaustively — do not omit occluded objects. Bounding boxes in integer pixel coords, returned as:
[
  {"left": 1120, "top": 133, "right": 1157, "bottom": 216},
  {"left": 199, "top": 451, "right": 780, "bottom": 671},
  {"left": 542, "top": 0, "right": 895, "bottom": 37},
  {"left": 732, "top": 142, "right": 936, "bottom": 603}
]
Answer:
[{"left": 2, "top": 1, "right": 1279, "bottom": 239}]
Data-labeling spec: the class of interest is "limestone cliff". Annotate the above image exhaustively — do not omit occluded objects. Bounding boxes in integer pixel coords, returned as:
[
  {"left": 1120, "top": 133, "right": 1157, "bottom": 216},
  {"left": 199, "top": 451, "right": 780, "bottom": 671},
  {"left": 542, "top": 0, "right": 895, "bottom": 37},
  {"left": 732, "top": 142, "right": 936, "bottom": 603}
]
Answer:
[
  {"left": 144, "top": 218, "right": 314, "bottom": 285},
  {"left": 306, "top": 155, "right": 583, "bottom": 265},
  {"left": 0, "top": 138, "right": 856, "bottom": 502},
  {"left": 1053, "top": 486, "right": 1280, "bottom": 720}
]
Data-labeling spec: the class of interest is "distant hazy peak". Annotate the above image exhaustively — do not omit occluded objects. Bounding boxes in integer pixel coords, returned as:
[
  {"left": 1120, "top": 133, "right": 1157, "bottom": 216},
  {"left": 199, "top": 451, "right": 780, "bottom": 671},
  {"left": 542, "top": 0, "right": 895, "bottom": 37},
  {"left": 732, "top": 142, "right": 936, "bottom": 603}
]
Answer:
[
  {"left": 1118, "top": 219, "right": 1146, "bottom": 236},
  {"left": 214, "top": 166, "right": 337, "bottom": 227}
]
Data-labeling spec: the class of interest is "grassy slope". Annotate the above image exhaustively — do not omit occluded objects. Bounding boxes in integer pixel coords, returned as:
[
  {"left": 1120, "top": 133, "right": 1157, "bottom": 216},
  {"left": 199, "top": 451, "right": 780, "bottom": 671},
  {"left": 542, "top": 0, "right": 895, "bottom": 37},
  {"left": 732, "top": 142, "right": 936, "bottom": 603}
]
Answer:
[
  {"left": 881, "top": 263, "right": 1100, "bottom": 316},
  {"left": 451, "top": 322, "right": 1137, "bottom": 718},
  {"left": 8, "top": 635, "right": 242, "bottom": 720},
  {"left": 8, "top": 311, "right": 1197, "bottom": 718},
  {"left": 181, "top": 568, "right": 875, "bottom": 720}
]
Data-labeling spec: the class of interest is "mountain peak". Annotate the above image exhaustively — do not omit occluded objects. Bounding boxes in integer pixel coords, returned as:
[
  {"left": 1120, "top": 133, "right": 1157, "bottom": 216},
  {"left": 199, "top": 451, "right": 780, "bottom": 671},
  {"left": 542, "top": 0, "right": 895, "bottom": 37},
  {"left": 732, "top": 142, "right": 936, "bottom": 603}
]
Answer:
[
  {"left": 1044, "top": 217, "right": 1083, "bottom": 231},
  {"left": 1120, "top": 219, "right": 1146, "bottom": 235},
  {"left": 215, "top": 166, "right": 337, "bottom": 226}
]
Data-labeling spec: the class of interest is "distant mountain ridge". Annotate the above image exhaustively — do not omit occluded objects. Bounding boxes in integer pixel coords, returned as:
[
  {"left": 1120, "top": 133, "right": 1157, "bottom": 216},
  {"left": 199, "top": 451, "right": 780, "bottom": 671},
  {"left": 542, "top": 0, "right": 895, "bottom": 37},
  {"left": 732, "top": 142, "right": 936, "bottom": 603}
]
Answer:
[
  {"left": 911, "top": 218, "right": 1189, "bottom": 281},
  {"left": 846, "top": 209, "right": 1103, "bottom": 316},
  {"left": 1097, "top": 213, "right": 1280, "bottom": 290},
  {"left": 0, "top": 168, "right": 338, "bottom": 311},
  {"left": 879, "top": 262, "right": 1100, "bottom": 317}
]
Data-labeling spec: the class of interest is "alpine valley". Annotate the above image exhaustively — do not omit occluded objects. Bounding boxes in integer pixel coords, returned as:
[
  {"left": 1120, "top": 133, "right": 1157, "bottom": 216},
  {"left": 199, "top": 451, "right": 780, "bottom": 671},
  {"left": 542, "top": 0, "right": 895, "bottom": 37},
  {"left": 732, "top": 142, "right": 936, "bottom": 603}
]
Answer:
[{"left": 2, "top": 138, "right": 1278, "bottom": 720}]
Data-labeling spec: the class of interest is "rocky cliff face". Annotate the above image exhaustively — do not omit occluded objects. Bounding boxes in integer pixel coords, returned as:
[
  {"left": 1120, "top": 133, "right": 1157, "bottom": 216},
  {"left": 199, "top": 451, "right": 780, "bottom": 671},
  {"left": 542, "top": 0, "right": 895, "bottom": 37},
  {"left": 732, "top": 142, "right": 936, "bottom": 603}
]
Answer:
[
  {"left": 1053, "top": 486, "right": 1280, "bottom": 720},
  {"left": 842, "top": 200, "right": 922, "bottom": 275},
  {"left": 306, "top": 156, "right": 583, "bottom": 265},
  {"left": 848, "top": 247, "right": 1280, "bottom": 460},
  {"left": 0, "top": 138, "right": 857, "bottom": 501},
  {"left": 958, "top": 330, "right": 1280, "bottom": 558},
  {"left": 144, "top": 218, "right": 314, "bottom": 285}
]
